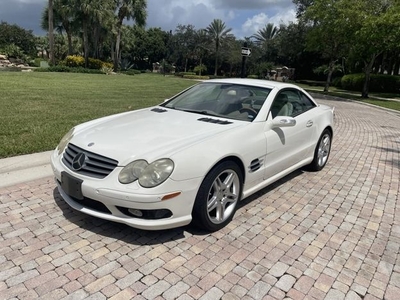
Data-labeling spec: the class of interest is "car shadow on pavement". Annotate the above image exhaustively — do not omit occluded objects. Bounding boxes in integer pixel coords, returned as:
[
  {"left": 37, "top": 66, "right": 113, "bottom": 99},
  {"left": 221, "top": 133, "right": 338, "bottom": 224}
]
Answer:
[
  {"left": 52, "top": 188, "right": 188, "bottom": 246},
  {"left": 52, "top": 168, "right": 306, "bottom": 244},
  {"left": 238, "top": 169, "right": 305, "bottom": 209}
]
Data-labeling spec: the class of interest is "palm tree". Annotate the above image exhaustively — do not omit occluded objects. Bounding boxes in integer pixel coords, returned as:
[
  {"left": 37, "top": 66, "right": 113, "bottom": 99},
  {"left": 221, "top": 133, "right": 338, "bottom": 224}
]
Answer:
[
  {"left": 252, "top": 23, "right": 279, "bottom": 46},
  {"left": 114, "top": 0, "right": 147, "bottom": 70},
  {"left": 41, "top": 0, "right": 78, "bottom": 56},
  {"left": 194, "top": 29, "right": 210, "bottom": 75},
  {"left": 48, "top": 0, "right": 55, "bottom": 65},
  {"left": 206, "top": 19, "right": 232, "bottom": 76},
  {"left": 71, "top": 0, "right": 113, "bottom": 67}
]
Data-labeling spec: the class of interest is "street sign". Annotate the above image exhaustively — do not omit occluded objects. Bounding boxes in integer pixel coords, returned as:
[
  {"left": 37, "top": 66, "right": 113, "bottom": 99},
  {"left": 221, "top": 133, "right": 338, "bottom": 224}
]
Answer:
[{"left": 241, "top": 47, "right": 251, "bottom": 56}]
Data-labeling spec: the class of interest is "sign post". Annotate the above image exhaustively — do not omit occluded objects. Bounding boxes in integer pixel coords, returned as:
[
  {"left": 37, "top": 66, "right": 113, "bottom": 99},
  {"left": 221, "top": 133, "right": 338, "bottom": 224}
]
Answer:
[{"left": 241, "top": 43, "right": 251, "bottom": 78}]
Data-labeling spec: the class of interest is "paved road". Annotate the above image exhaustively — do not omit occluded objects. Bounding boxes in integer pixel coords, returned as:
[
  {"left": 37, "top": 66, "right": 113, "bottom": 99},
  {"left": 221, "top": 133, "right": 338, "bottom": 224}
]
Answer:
[{"left": 1, "top": 98, "right": 399, "bottom": 300}]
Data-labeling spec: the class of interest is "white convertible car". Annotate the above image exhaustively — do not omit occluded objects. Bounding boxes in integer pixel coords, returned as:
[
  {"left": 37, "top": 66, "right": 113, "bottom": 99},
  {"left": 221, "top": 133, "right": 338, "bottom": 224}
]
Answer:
[{"left": 51, "top": 78, "right": 334, "bottom": 231}]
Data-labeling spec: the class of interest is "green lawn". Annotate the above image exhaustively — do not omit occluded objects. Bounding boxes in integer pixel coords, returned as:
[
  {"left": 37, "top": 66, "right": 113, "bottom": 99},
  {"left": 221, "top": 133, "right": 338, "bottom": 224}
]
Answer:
[
  {"left": 296, "top": 83, "right": 400, "bottom": 111},
  {"left": 0, "top": 72, "right": 194, "bottom": 158},
  {"left": 1, "top": 72, "right": 399, "bottom": 158}
]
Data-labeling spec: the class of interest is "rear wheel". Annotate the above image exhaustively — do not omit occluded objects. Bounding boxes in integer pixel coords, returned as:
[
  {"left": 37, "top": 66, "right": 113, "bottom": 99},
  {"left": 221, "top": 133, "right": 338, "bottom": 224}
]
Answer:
[
  {"left": 192, "top": 161, "right": 243, "bottom": 231},
  {"left": 307, "top": 129, "right": 332, "bottom": 171}
]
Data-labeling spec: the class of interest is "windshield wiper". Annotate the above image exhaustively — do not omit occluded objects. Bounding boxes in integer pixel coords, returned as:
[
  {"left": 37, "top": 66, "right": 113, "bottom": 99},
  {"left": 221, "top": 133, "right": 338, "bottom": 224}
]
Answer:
[{"left": 178, "top": 108, "right": 220, "bottom": 117}]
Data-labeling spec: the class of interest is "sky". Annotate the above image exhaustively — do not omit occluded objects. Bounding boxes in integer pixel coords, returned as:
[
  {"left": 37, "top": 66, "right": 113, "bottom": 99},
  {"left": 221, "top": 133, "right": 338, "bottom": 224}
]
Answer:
[{"left": 0, "top": 0, "right": 297, "bottom": 38}]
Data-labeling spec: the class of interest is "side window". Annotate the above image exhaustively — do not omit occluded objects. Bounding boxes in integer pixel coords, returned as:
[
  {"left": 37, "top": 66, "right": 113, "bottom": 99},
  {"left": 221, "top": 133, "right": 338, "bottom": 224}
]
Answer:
[
  {"left": 270, "top": 90, "right": 298, "bottom": 118},
  {"left": 292, "top": 92, "right": 316, "bottom": 116}
]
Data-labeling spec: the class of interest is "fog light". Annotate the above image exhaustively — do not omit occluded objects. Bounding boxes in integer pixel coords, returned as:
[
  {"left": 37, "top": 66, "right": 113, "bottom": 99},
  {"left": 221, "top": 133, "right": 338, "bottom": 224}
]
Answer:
[{"left": 128, "top": 209, "right": 143, "bottom": 217}]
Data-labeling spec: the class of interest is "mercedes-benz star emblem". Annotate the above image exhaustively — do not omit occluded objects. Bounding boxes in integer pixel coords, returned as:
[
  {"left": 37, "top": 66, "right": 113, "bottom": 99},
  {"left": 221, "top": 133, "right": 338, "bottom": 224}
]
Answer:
[{"left": 72, "top": 152, "right": 87, "bottom": 171}]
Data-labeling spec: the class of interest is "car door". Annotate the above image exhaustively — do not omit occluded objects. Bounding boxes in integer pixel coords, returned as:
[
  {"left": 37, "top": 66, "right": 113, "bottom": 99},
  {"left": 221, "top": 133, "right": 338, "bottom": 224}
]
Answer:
[{"left": 264, "top": 89, "right": 317, "bottom": 179}]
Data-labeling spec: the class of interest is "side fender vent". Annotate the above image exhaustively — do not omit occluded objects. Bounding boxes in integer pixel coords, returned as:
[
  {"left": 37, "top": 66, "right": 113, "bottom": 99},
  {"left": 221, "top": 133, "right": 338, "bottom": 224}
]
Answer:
[{"left": 249, "top": 159, "right": 263, "bottom": 173}]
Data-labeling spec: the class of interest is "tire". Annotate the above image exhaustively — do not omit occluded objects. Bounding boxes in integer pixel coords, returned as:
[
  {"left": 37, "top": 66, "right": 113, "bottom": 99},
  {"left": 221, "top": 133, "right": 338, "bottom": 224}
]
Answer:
[
  {"left": 192, "top": 161, "right": 243, "bottom": 232},
  {"left": 307, "top": 129, "right": 332, "bottom": 171}
]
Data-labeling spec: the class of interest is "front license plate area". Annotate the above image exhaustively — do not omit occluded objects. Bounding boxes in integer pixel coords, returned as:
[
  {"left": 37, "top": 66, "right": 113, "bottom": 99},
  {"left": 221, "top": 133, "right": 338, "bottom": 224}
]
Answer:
[{"left": 61, "top": 172, "right": 84, "bottom": 200}]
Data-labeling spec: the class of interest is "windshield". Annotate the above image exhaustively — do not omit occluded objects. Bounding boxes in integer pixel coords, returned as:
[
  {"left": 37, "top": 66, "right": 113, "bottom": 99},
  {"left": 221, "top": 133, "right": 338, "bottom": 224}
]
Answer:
[{"left": 162, "top": 82, "right": 271, "bottom": 122}]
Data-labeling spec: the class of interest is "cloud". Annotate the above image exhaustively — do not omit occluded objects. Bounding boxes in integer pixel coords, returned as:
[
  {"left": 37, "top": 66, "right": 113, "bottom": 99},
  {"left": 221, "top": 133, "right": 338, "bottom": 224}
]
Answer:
[
  {"left": 0, "top": 0, "right": 45, "bottom": 34},
  {"left": 0, "top": 0, "right": 296, "bottom": 38},
  {"left": 213, "top": 0, "right": 294, "bottom": 10},
  {"left": 146, "top": 0, "right": 230, "bottom": 31},
  {"left": 240, "top": 9, "right": 297, "bottom": 37}
]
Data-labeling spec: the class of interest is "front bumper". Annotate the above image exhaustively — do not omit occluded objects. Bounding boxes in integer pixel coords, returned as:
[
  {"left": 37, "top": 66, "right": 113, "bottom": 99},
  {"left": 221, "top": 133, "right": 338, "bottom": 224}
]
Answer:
[{"left": 51, "top": 150, "right": 202, "bottom": 230}]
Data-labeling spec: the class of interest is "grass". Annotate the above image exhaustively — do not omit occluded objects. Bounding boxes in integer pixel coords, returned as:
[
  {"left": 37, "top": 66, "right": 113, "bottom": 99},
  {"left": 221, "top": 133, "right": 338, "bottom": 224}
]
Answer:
[
  {"left": 296, "top": 83, "right": 400, "bottom": 111},
  {"left": 0, "top": 72, "right": 194, "bottom": 158},
  {"left": 1, "top": 72, "right": 399, "bottom": 158}
]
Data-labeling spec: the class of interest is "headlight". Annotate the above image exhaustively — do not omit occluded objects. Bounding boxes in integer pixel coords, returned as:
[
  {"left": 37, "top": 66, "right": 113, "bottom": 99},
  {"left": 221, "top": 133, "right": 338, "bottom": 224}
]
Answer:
[
  {"left": 119, "top": 158, "right": 174, "bottom": 188},
  {"left": 139, "top": 159, "right": 174, "bottom": 188},
  {"left": 118, "top": 160, "right": 148, "bottom": 184},
  {"left": 57, "top": 128, "right": 74, "bottom": 155}
]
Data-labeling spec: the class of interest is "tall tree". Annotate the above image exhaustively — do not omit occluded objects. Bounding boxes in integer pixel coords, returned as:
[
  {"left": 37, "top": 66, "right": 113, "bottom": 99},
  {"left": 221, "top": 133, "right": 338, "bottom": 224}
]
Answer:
[
  {"left": 206, "top": 19, "right": 232, "bottom": 76},
  {"left": 114, "top": 0, "right": 147, "bottom": 70},
  {"left": 41, "top": 0, "right": 78, "bottom": 55},
  {"left": 293, "top": 0, "right": 314, "bottom": 17},
  {"left": 251, "top": 23, "right": 279, "bottom": 63},
  {"left": 0, "top": 22, "right": 36, "bottom": 57},
  {"left": 71, "top": 0, "right": 112, "bottom": 67},
  {"left": 252, "top": 23, "right": 279, "bottom": 46},
  {"left": 344, "top": 0, "right": 400, "bottom": 97},
  {"left": 193, "top": 29, "right": 211, "bottom": 75},
  {"left": 303, "top": 0, "right": 351, "bottom": 91},
  {"left": 48, "top": 0, "right": 55, "bottom": 65},
  {"left": 173, "top": 24, "right": 198, "bottom": 72}
]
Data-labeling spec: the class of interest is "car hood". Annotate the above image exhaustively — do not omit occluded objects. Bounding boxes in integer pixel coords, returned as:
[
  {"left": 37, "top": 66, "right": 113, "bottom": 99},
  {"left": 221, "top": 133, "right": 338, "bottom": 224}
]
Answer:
[{"left": 70, "top": 107, "right": 246, "bottom": 165}]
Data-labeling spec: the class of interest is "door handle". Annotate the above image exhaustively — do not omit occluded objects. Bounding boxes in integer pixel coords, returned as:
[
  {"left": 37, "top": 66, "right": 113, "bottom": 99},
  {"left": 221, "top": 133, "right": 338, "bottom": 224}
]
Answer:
[{"left": 306, "top": 120, "right": 313, "bottom": 127}]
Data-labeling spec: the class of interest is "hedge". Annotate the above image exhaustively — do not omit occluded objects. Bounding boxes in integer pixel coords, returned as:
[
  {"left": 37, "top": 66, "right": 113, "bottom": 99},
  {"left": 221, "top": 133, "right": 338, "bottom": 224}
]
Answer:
[
  {"left": 34, "top": 66, "right": 103, "bottom": 74},
  {"left": 341, "top": 73, "right": 400, "bottom": 93},
  {"left": 64, "top": 55, "right": 113, "bottom": 70},
  {"left": 182, "top": 75, "right": 210, "bottom": 80}
]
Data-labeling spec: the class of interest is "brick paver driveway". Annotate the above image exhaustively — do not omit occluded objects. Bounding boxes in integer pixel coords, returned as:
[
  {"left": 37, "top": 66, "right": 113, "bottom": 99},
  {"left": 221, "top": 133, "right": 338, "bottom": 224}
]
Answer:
[{"left": 1, "top": 98, "right": 399, "bottom": 300}]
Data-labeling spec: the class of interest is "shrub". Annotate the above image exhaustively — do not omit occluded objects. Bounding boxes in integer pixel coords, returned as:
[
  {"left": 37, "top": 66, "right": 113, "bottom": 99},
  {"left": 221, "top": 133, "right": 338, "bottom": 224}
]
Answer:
[
  {"left": 34, "top": 66, "right": 102, "bottom": 74},
  {"left": 247, "top": 75, "right": 258, "bottom": 79},
  {"left": 64, "top": 55, "right": 113, "bottom": 70},
  {"left": 65, "top": 55, "right": 85, "bottom": 68},
  {"left": 1, "top": 43, "right": 26, "bottom": 60},
  {"left": 119, "top": 58, "right": 134, "bottom": 71},
  {"left": 101, "top": 65, "right": 114, "bottom": 75},
  {"left": 341, "top": 73, "right": 400, "bottom": 93},
  {"left": 175, "top": 72, "right": 196, "bottom": 77},
  {"left": 208, "top": 75, "right": 225, "bottom": 79},
  {"left": 331, "top": 77, "right": 342, "bottom": 88},
  {"left": 182, "top": 75, "right": 209, "bottom": 80},
  {"left": 194, "top": 64, "right": 207, "bottom": 75}
]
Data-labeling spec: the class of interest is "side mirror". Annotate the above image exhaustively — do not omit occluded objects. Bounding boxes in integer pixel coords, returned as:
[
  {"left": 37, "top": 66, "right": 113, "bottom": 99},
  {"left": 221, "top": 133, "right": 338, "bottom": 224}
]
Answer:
[{"left": 271, "top": 116, "right": 296, "bottom": 128}]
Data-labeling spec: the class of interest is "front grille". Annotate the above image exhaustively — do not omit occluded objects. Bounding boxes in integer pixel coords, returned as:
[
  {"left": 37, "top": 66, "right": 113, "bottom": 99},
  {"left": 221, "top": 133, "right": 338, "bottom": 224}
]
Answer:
[{"left": 62, "top": 143, "right": 118, "bottom": 179}]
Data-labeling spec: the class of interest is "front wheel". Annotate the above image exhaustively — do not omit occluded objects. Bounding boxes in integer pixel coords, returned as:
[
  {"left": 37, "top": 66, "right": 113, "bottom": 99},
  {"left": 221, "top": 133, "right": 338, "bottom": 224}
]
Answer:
[
  {"left": 307, "top": 129, "right": 332, "bottom": 171},
  {"left": 192, "top": 161, "right": 243, "bottom": 231}
]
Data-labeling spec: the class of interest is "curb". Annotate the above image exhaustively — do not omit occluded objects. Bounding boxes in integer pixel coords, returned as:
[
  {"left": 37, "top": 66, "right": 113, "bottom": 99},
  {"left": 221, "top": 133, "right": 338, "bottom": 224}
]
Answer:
[{"left": 0, "top": 151, "right": 53, "bottom": 188}]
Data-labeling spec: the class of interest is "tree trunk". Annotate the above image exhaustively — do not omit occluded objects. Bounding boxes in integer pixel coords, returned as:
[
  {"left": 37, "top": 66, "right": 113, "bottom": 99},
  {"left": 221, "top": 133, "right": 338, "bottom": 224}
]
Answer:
[
  {"left": 184, "top": 57, "right": 188, "bottom": 73},
  {"left": 83, "top": 19, "right": 89, "bottom": 68},
  {"left": 214, "top": 40, "right": 219, "bottom": 76},
  {"left": 114, "top": 31, "right": 121, "bottom": 70},
  {"left": 48, "top": 0, "right": 55, "bottom": 65},
  {"left": 362, "top": 54, "right": 379, "bottom": 98},
  {"left": 324, "top": 60, "right": 336, "bottom": 92},
  {"left": 67, "top": 32, "right": 73, "bottom": 55},
  {"left": 199, "top": 57, "right": 202, "bottom": 76},
  {"left": 114, "top": 20, "right": 123, "bottom": 71},
  {"left": 111, "top": 43, "right": 115, "bottom": 67}
]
